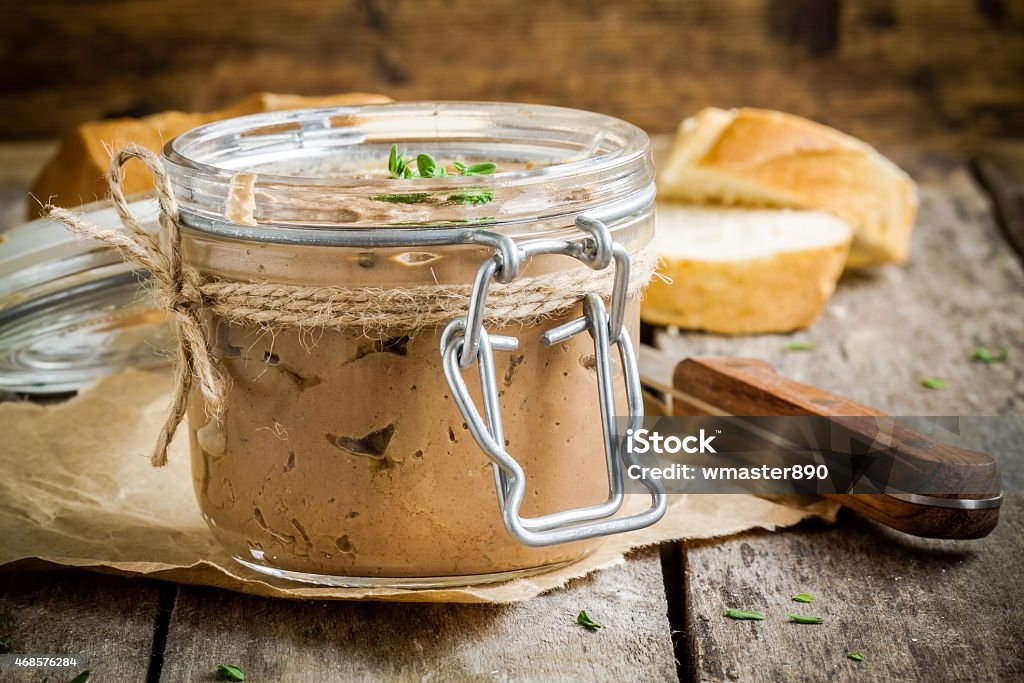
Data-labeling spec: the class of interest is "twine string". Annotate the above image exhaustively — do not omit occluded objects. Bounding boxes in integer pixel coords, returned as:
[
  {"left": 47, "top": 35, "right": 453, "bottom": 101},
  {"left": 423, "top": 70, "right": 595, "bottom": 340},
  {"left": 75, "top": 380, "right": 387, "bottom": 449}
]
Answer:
[{"left": 48, "top": 145, "right": 226, "bottom": 467}]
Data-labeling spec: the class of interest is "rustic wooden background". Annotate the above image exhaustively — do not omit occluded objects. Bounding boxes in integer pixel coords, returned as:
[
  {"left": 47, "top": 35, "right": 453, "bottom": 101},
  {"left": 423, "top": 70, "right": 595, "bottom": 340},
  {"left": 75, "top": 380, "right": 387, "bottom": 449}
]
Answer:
[{"left": 1, "top": 0, "right": 1022, "bottom": 145}]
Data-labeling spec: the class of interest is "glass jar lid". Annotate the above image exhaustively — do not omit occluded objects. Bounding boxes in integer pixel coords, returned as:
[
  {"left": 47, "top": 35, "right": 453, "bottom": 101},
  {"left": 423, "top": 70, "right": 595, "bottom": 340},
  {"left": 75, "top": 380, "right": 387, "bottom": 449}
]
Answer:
[
  {"left": 0, "top": 198, "right": 173, "bottom": 394},
  {"left": 163, "top": 101, "right": 655, "bottom": 245}
]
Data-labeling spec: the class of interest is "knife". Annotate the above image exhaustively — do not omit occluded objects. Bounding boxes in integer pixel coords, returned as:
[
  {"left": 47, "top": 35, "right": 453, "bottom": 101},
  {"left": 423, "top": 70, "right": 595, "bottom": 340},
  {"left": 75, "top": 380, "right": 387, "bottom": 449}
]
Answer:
[{"left": 640, "top": 356, "right": 1002, "bottom": 540}]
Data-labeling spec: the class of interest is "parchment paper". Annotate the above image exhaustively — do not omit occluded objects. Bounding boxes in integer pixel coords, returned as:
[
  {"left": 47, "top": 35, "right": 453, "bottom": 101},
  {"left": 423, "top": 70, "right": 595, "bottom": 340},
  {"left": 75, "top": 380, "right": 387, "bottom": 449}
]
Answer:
[{"left": 0, "top": 370, "right": 837, "bottom": 603}]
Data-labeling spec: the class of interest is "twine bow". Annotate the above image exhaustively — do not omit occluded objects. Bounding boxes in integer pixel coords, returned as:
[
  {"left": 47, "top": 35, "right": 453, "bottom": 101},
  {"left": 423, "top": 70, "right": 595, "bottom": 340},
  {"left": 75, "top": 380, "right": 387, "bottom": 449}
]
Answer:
[{"left": 47, "top": 145, "right": 226, "bottom": 467}]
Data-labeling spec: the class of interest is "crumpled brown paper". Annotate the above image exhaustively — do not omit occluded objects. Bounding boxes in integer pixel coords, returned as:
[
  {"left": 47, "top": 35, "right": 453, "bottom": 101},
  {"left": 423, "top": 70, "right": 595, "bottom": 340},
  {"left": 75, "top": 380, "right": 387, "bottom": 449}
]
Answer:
[{"left": 0, "top": 370, "right": 837, "bottom": 603}]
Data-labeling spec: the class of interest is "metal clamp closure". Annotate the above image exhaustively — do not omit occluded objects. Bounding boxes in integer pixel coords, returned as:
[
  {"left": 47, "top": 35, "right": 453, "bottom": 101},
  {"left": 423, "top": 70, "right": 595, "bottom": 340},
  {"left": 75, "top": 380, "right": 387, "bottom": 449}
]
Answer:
[{"left": 439, "top": 215, "right": 666, "bottom": 547}]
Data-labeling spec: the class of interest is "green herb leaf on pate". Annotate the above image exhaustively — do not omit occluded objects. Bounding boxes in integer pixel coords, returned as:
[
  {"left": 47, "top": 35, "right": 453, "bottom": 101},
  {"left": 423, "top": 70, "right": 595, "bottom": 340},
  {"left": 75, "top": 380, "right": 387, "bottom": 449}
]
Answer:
[
  {"left": 448, "top": 190, "right": 494, "bottom": 205},
  {"left": 848, "top": 652, "right": 865, "bottom": 662},
  {"left": 388, "top": 144, "right": 415, "bottom": 179},
  {"left": 386, "top": 146, "right": 497, "bottom": 203},
  {"left": 416, "top": 153, "right": 448, "bottom": 178},
  {"left": 371, "top": 192, "right": 433, "bottom": 204},
  {"left": 920, "top": 377, "right": 948, "bottom": 390},
  {"left": 792, "top": 593, "right": 814, "bottom": 603},
  {"left": 464, "top": 161, "right": 497, "bottom": 175},
  {"left": 783, "top": 340, "right": 817, "bottom": 351}
]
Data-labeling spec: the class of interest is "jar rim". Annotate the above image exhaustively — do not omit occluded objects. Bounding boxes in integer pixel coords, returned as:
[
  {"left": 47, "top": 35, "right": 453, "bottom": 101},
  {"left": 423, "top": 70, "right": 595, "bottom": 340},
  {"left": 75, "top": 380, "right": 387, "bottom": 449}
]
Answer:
[{"left": 163, "top": 101, "right": 654, "bottom": 240}]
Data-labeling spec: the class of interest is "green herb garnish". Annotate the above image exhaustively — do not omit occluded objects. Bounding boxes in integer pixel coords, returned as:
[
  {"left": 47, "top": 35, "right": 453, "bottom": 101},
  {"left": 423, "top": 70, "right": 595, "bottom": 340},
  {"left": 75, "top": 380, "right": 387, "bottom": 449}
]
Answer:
[
  {"left": 848, "top": 652, "right": 865, "bottom": 662},
  {"left": 453, "top": 160, "right": 498, "bottom": 176},
  {"left": 386, "top": 144, "right": 497, "bottom": 205},
  {"left": 217, "top": 664, "right": 246, "bottom": 681},
  {"left": 783, "top": 341, "right": 817, "bottom": 351},
  {"left": 68, "top": 672, "right": 91, "bottom": 683},
  {"left": 576, "top": 610, "right": 605, "bottom": 631},
  {"left": 371, "top": 192, "right": 432, "bottom": 204},
  {"left": 792, "top": 593, "right": 814, "bottom": 603},
  {"left": 786, "top": 613, "right": 824, "bottom": 624},
  {"left": 974, "top": 346, "right": 1009, "bottom": 364},
  {"left": 920, "top": 377, "right": 948, "bottom": 390},
  {"left": 416, "top": 153, "right": 446, "bottom": 178},
  {"left": 724, "top": 609, "right": 765, "bottom": 621},
  {"left": 388, "top": 144, "right": 415, "bottom": 179},
  {"left": 448, "top": 190, "right": 494, "bottom": 205},
  {"left": 0, "top": 635, "right": 10, "bottom": 653}
]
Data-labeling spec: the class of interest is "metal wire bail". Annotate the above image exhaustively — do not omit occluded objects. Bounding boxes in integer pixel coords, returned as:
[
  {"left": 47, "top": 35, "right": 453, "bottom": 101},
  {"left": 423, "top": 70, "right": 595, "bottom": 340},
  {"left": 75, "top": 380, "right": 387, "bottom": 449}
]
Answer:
[{"left": 439, "top": 214, "right": 667, "bottom": 547}]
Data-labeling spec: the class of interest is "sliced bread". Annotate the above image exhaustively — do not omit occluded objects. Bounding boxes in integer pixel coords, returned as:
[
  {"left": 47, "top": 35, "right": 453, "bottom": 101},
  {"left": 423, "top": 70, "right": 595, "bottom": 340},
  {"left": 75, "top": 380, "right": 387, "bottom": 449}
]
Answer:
[
  {"left": 642, "top": 204, "right": 852, "bottom": 334},
  {"left": 657, "top": 107, "right": 917, "bottom": 267}
]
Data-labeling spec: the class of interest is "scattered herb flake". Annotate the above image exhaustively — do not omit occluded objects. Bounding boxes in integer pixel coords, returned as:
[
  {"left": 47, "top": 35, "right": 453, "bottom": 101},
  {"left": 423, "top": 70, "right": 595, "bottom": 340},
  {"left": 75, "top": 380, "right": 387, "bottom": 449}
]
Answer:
[
  {"left": 448, "top": 190, "right": 494, "bottom": 205},
  {"left": 786, "top": 613, "right": 824, "bottom": 624},
  {"left": 783, "top": 340, "right": 817, "bottom": 351},
  {"left": 724, "top": 609, "right": 765, "bottom": 621},
  {"left": 0, "top": 635, "right": 10, "bottom": 653},
  {"left": 217, "top": 664, "right": 246, "bottom": 681},
  {"left": 792, "top": 593, "right": 814, "bottom": 603},
  {"left": 974, "top": 346, "right": 1009, "bottom": 364},
  {"left": 371, "top": 192, "right": 433, "bottom": 204},
  {"left": 920, "top": 377, "right": 948, "bottom": 390},
  {"left": 848, "top": 652, "right": 865, "bottom": 662},
  {"left": 68, "top": 672, "right": 91, "bottom": 683},
  {"left": 576, "top": 610, "right": 605, "bottom": 631}
]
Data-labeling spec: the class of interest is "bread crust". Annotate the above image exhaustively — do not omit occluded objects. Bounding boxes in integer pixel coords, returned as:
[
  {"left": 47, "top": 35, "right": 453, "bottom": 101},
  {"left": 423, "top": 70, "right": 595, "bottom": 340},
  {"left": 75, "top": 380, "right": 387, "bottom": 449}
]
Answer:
[{"left": 658, "top": 108, "right": 917, "bottom": 267}]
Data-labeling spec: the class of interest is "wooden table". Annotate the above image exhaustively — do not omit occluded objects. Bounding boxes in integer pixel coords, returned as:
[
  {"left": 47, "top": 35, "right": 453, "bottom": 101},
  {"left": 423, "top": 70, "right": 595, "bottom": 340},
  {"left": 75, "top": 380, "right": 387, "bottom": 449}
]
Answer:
[{"left": 1, "top": 139, "right": 1022, "bottom": 682}]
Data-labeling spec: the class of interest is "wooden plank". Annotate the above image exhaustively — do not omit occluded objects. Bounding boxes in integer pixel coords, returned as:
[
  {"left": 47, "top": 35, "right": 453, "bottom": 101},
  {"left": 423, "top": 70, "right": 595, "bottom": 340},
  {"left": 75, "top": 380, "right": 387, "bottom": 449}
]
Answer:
[
  {"left": 158, "top": 547, "right": 677, "bottom": 682},
  {"left": 651, "top": 151, "right": 1024, "bottom": 679},
  {"left": 975, "top": 142, "right": 1024, "bottom": 260},
  {"left": 685, "top": 495, "right": 1024, "bottom": 681},
  {"left": 0, "top": 1, "right": 1022, "bottom": 145},
  {"left": 0, "top": 570, "right": 164, "bottom": 682}
]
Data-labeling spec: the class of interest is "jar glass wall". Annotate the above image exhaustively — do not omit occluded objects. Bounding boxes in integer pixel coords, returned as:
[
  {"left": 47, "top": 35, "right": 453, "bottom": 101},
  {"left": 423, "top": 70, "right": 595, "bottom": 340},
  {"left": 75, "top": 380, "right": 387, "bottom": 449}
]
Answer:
[{"left": 165, "top": 102, "right": 656, "bottom": 587}]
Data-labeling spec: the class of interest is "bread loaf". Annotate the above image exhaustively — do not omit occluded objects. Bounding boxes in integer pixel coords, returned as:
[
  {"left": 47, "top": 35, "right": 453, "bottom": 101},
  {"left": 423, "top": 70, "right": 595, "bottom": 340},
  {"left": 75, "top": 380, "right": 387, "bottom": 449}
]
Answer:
[
  {"left": 29, "top": 92, "right": 391, "bottom": 218},
  {"left": 641, "top": 205, "right": 852, "bottom": 334},
  {"left": 657, "top": 108, "right": 917, "bottom": 267}
]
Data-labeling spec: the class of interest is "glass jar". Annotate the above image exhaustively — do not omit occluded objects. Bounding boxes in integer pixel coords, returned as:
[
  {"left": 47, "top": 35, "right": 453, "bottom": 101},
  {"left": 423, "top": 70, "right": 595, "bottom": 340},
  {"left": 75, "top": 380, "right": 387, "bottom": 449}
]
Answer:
[{"left": 163, "top": 102, "right": 664, "bottom": 587}]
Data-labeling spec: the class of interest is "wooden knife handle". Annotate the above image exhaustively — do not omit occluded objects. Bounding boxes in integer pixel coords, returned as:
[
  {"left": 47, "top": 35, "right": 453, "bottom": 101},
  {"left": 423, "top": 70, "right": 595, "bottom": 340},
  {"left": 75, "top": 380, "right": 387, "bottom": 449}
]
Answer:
[{"left": 671, "top": 357, "right": 1002, "bottom": 540}]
